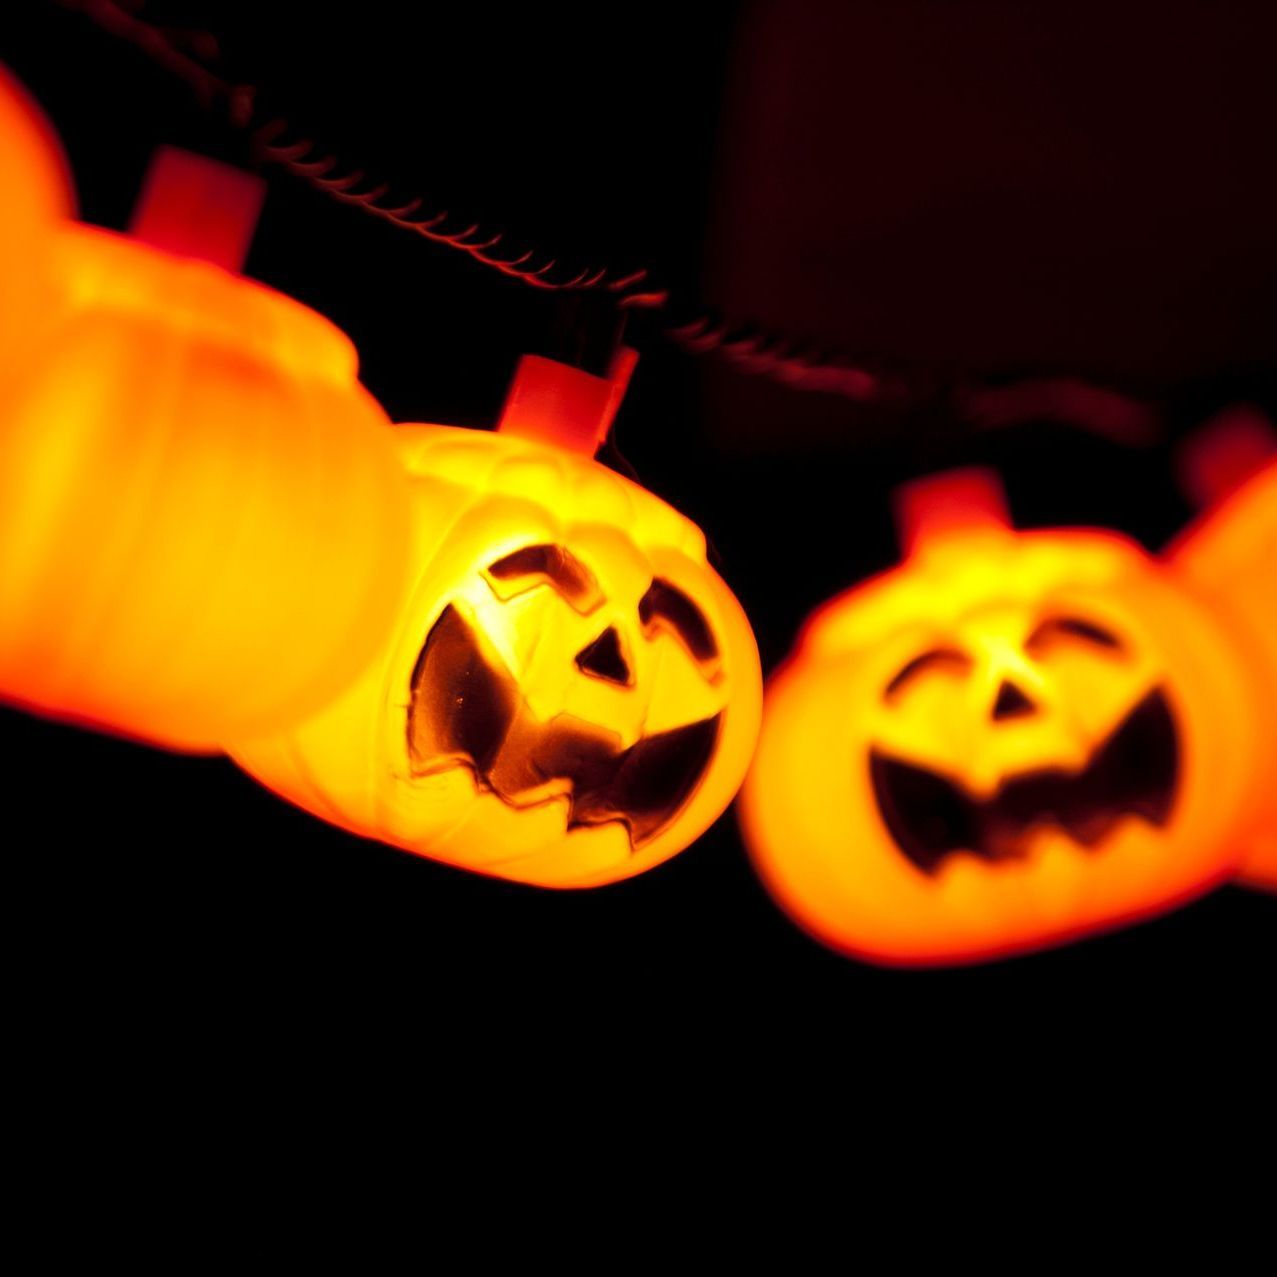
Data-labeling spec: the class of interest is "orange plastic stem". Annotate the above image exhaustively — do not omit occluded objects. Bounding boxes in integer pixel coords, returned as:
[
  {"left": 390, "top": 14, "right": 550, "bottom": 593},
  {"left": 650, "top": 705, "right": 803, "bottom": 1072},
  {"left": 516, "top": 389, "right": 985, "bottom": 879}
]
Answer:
[
  {"left": 497, "top": 350, "right": 638, "bottom": 456},
  {"left": 130, "top": 145, "right": 265, "bottom": 272},
  {"left": 1175, "top": 407, "right": 1277, "bottom": 509},
  {"left": 893, "top": 467, "right": 1011, "bottom": 555}
]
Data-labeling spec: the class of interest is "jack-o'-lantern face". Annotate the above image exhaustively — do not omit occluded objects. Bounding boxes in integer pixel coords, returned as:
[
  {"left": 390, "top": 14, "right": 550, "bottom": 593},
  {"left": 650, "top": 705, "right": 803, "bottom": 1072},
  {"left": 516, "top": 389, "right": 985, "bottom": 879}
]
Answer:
[
  {"left": 407, "top": 539, "right": 725, "bottom": 849},
  {"left": 739, "top": 477, "right": 1264, "bottom": 966},
  {"left": 232, "top": 424, "right": 762, "bottom": 889},
  {"left": 868, "top": 609, "right": 1178, "bottom": 877}
]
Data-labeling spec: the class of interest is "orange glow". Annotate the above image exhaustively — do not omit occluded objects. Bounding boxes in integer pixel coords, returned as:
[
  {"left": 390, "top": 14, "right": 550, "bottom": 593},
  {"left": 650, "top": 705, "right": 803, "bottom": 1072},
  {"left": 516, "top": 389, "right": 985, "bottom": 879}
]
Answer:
[
  {"left": 1168, "top": 412, "right": 1277, "bottom": 893},
  {"left": 0, "top": 65, "right": 72, "bottom": 220},
  {"left": 739, "top": 468, "right": 1265, "bottom": 966},
  {"left": 0, "top": 63, "right": 74, "bottom": 378},
  {"left": 232, "top": 356, "right": 763, "bottom": 889},
  {"left": 0, "top": 149, "right": 411, "bottom": 750}
]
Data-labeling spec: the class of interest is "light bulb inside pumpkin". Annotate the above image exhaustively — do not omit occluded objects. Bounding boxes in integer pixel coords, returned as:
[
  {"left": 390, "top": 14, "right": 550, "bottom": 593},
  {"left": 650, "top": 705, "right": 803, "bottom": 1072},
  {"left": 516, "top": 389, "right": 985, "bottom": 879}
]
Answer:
[
  {"left": 231, "top": 351, "right": 763, "bottom": 889},
  {"left": 739, "top": 467, "right": 1266, "bottom": 966}
]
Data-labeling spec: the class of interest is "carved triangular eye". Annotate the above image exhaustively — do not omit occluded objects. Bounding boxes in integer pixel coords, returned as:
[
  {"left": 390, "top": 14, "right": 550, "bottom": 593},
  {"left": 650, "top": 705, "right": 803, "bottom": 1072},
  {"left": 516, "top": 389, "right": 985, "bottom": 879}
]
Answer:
[{"left": 575, "top": 626, "right": 632, "bottom": 686}]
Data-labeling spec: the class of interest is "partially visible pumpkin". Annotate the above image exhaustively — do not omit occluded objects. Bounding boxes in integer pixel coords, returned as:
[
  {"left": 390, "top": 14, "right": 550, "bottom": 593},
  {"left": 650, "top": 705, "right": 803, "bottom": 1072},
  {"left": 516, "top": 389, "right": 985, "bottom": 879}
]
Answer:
[
  {"left": 739, "top": 469, "right": 1265, "bottom": 966},
  {"left": 1167, "top": 408, "right": 1277, "bottom": 892},
  {"left": 232, "top": 355, "right": 763, "bottom": 889},
  {"left": 0, "top": 61, "right": 74, "bottom": 376},
  {"left": 0, "top": 149, "right": 410, "bottom": 750}
]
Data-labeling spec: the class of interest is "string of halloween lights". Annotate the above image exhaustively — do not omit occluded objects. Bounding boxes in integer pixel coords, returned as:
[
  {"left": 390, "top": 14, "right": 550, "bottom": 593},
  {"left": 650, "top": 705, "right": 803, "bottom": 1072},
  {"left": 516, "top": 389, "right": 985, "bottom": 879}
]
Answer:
[{"left": 3, "top": 48, "right": 1269, "bottom": 957}]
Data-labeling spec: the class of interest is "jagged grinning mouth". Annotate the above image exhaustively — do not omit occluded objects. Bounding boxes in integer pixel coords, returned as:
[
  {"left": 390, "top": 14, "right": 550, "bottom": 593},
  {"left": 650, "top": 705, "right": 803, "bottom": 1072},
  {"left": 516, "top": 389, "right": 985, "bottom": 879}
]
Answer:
[
  {"left": 407, "top": 603, "right": 720, "bottom": 848},
  {"left": 868, "top": 689, "right": 1179, "bottom": 875}
]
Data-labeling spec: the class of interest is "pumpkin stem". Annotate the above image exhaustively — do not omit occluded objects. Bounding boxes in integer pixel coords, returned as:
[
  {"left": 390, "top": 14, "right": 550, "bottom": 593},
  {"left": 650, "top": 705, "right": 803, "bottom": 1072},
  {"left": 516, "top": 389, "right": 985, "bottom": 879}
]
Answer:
[
  {"left": 893, "top": 467, "right": 1011, "bottom": 554},
  {"left": 1175, "top": 406, "right": 1276, "bottom": 509},
  {"left": 497, "top": 348, "right": 638, "bottom": 456},
  {"left": 130, "top": 146, "right": 265, "bottom": 273}
]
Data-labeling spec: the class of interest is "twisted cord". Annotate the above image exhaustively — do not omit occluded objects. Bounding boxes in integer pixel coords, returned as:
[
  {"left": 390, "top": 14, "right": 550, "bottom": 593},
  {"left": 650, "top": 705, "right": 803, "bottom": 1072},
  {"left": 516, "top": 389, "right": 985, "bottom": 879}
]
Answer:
[
  {"left": 666, "top": 314, "right": 887, "bottom": 400},
  {"left": 64, "top": 0, "right": 664, "bottom": 299},
  {"left": 248, "top": 117, "right": 667, "bottom": 297}
]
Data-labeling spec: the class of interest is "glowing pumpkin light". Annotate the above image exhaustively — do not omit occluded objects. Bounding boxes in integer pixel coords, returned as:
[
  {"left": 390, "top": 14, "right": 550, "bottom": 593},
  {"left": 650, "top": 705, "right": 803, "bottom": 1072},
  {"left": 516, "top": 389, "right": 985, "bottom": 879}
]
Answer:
[
  {"left": 739, "top": 469, "right": 1265, "bottom": 966},
  {"left": 232, "top": 353, "right": 763, "bottom": 889},
  {"left": 0, "top": 147, "right": 411, "bottom": 750},
  {"left": 1168, "top": 409, "right": 1277, "bottom": 893}
]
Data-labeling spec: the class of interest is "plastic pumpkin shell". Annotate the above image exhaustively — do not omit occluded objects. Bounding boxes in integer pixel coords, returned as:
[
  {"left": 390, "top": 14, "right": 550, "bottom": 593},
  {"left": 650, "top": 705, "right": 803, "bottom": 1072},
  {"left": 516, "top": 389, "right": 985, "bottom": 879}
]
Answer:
[
  {"left": 1168, "top": 445, "right": 1277, "bottom": 892},
  {"left": 0, "top": 219, "right": 411, "bottom": 750},
  {"left": 231, "top": 423, "right": 763, "bottom": 889},
  {"left": 738, "top": 473, "right": 1264, "bottom": 966}
]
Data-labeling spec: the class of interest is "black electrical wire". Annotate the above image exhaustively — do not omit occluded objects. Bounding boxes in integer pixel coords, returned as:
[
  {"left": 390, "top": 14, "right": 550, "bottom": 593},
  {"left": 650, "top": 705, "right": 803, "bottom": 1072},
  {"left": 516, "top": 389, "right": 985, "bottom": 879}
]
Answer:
[{"left": 58, "top": 0, "right": 1159, "bottom": 440}]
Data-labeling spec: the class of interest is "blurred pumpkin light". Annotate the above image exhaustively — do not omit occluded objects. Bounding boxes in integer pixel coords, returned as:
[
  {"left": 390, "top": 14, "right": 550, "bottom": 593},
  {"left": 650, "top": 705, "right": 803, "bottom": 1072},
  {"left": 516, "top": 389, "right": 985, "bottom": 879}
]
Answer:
[
  {"left": 739, "top": 469, "right": 1266, "bottom": 965},
  {"left": 1168, "top": 408, "right": 1277, "bottom": 893}
]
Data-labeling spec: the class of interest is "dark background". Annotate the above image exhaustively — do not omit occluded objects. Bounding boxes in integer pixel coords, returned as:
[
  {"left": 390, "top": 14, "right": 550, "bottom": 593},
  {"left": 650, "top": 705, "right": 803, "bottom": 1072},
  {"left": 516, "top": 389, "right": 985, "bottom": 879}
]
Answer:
[{"left": 4, "top": 0, "right": 1274, "bottom": 1095}]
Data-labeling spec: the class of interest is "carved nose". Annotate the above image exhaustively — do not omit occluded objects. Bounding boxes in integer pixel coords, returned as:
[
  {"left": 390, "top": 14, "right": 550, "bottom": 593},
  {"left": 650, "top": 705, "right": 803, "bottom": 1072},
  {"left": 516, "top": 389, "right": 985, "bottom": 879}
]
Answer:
[
  {"left": 575, "top": 626, "right": 632, "bottom": 685},
  {"left": 991, "top": 679, "right": 1037, "bottom": 721}
]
